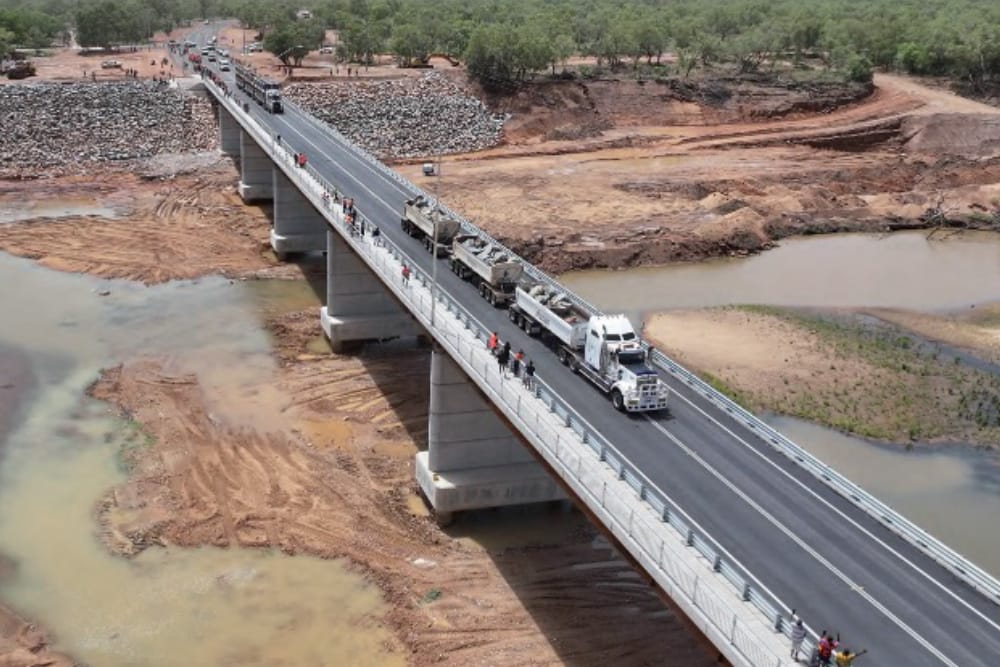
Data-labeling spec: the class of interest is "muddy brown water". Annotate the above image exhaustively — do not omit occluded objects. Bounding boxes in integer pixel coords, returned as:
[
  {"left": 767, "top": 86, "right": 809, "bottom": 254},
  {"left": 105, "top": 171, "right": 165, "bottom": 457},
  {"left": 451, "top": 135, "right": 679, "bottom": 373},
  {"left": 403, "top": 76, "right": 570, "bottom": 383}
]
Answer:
[
  {"left": 562, "top": 230, "right": 1000, "bottom": 318},
  {"left": 0, "top": 253, "right": 404, "bottom": 666},
  {"left": 563, "top": 230, "right": 1000, "bottom": 577},
  {"left": 768, "top": 416, "right": 1000, "bottom": 577}
]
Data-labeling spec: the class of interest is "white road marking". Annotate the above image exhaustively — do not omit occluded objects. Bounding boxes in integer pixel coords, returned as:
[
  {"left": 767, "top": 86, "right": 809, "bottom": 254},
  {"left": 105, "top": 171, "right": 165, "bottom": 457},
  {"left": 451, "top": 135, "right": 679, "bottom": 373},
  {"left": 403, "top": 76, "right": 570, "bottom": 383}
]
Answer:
[
  {"left": 661, "top": 386, "right": 1000, "bottom": 636},
  {"left": 646, "top": 417, "right": 960, "bottom": 667}
]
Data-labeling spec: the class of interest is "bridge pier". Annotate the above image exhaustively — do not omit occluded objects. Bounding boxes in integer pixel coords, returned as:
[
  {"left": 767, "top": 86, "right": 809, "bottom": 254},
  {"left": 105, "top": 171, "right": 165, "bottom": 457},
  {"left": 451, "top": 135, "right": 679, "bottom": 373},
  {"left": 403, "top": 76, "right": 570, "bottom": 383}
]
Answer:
[
  {"left": 320, "top": 230, "right": 417, "bottom": 351},
  {"left": 270, "top": 169, "right": 327, "bottom": 259},
  {"left": 218, "top": 105, "right": 241, "bottom": 156},
  {"left": 238, "top": 130, "right": 273, "bottom": 202},
  {"left": 416, "top": 350, "right": 564, "bottom": 524}
]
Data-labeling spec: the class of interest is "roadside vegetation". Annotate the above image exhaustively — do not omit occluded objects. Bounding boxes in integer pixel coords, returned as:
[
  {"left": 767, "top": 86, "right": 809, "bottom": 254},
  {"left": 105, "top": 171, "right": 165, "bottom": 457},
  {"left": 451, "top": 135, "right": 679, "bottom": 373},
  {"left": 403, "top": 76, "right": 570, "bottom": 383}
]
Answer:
[
  {"left": 651, "top": 306, "right": 1000, "bottom": 447},
  {"left": 4, "top": 0, "right": 1000, "bottom": 95},
  {"left": 746, "top": 306, "right": 1000, "bottom": 446}
]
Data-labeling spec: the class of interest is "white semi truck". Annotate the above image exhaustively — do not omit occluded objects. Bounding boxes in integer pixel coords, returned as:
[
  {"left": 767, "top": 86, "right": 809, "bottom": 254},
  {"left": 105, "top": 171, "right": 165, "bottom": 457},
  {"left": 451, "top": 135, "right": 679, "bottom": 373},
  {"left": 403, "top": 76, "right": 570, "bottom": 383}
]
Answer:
[
  {"left": 400, "top": 195, "right": 461, "bottom": 257},
  {"left": 509, "top": 283, "right": 669, "bottom": 412},
  {"left": 449, "top": 234, "right": 523, "bottom": 307}
]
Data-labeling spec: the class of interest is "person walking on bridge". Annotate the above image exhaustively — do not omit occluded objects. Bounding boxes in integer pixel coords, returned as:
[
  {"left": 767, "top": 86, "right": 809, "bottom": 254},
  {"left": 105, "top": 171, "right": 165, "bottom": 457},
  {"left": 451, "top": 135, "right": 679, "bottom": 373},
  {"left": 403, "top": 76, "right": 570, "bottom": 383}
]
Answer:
[
  {"left": 497, "top": 342, "right": 510, "bottom": 376},
  {"left": 522, "top": 358, "right": 535, "bottom": 389},
  {"left": 789, "top": 610, "right": 807, "bottom": 662},
  {"left": 487, "top": 331, "right": 498, "bottom": 354}
]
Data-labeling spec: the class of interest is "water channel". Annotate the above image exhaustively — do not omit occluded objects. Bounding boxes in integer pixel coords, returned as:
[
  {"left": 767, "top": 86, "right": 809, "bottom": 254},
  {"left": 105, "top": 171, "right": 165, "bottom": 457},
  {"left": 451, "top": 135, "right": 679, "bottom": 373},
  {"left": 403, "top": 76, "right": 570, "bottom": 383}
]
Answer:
[
  {"left": 0, "top": 253, "right": 404, "bottom": 666},
  {"left": 563, "top": 230, "right": 1000, "bottom": 577}
]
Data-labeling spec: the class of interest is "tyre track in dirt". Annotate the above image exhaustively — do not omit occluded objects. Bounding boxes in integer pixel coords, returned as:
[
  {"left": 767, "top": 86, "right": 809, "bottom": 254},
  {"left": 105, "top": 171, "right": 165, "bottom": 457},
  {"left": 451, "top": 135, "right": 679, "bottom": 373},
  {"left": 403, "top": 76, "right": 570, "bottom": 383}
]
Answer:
[{"left": 0, "top": 165, "right": 280, "bottom": 285}]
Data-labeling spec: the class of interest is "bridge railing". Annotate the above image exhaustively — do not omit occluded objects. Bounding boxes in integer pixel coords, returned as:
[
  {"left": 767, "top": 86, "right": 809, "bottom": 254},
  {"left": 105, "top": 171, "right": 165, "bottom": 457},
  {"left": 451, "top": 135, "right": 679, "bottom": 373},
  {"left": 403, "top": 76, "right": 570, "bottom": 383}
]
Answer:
[
  {"left": 210, "top": 83, "right": 810, "bottom": 666},
  {"left": 280, "top": 97, "right": 1000, "bottom": 606}
]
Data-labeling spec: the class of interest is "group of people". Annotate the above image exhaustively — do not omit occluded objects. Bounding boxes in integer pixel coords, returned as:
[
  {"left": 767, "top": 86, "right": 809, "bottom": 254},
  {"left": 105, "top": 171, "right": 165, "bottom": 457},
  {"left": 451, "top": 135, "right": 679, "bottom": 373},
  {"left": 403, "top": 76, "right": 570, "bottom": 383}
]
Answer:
[
  {"left": 789, "top": 611, "right": 867, "bottom": 666},
  {"left": 487, "top": 332, "right": 535, "bottom": 388}
]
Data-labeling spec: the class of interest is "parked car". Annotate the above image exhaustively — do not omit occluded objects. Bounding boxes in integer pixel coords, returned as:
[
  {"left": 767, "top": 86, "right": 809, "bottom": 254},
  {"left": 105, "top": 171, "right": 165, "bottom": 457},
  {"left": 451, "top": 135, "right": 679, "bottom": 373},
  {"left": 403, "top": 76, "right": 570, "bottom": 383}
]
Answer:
[
  {"left": 319, "top": 46, "right": 333, "bottom": 54},
  {"left": 100, "top": 59, "right": 122, "bottom": 69}
]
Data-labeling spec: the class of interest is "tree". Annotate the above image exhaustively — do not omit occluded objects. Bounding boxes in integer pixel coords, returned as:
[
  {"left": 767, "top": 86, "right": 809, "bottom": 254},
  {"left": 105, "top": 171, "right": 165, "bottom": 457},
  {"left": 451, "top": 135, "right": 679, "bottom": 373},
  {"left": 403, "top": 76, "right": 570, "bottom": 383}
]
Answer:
[
  {"left": 76, "top": 0, "right": 141, "bottom": 49},
  {"left": 0, "top": 26, "right": 14, "bottom": 58},
  {"left": 264, "top": 18, "right": 323, "bottom": 65},
  {"left": 390, "top": 22, "right": 433, "bottom": 67},
  {"left": 549, "top": 33, "right": 575, "bottom": 74}
]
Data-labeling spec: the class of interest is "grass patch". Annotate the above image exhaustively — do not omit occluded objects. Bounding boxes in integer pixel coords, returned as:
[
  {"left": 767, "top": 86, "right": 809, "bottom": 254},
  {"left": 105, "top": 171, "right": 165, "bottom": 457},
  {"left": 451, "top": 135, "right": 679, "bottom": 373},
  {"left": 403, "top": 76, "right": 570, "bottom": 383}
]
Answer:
[
  {"left": 729, "top": 306, "right": 1000, "bottom": 444},
  {"left": 115, "top": 415, "right": 155, "bottom": 473}
]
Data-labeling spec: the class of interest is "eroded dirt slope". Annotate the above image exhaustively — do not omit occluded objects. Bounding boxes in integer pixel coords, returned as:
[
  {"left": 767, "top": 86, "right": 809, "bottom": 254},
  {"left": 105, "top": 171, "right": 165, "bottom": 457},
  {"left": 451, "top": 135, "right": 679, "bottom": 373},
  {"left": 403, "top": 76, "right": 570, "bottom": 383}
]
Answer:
[{"left": 397, "top": 73, "right": 1000, "bottom": 273}]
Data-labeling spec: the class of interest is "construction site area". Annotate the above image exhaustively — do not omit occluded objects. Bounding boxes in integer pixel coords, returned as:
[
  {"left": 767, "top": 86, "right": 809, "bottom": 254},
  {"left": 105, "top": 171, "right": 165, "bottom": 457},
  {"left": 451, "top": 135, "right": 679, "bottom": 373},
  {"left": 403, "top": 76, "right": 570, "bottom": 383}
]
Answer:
[{"left": 2, "top": 32, "right": 1000, "bottom": 666}]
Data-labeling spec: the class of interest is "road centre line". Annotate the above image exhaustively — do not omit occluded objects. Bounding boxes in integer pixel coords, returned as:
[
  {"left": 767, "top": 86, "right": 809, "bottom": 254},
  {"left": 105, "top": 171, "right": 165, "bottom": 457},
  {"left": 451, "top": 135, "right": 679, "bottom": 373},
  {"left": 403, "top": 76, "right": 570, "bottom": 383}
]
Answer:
[
  {"left": 646, "top": 417, "right": 958, "bottom": 667},
  {"left": 658, "top": 387, "right": 1000, "bottom": 635}
]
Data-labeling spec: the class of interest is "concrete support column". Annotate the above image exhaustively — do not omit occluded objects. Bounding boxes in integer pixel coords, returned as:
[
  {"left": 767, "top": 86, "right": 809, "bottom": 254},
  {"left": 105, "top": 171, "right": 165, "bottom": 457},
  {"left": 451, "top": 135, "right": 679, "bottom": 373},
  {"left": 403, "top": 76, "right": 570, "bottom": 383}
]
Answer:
[
  {"left": 238, "top": 130, "right": 273, "bottom": 202},
  {"left": 416, "top": 350, "right": 564, "bottom": 523},
  {"left": 270, "top": 168, "right": 327, "bottom": 258},
  {"left": 218, "top": 105, "right": 240, "bottom": 156},
  {"left": 320, "top": 230, "right": 418, "bottom": 351}
]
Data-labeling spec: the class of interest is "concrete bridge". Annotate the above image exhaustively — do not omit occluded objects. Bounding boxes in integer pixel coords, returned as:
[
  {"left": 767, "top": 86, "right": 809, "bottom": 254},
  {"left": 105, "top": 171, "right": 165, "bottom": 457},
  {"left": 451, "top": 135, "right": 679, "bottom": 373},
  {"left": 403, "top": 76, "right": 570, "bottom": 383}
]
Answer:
[{"left": 198, "top": 53, "right": 1000, "bottom": 667}]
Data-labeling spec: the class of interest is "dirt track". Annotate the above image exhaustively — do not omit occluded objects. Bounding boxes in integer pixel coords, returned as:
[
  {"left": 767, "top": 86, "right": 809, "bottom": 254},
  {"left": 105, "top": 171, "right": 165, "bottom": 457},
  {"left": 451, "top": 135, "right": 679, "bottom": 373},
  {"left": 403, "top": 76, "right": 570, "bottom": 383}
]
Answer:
[
  {"left": 87, "top": 311, "right": 714, "bottom": 666},
  {"left": 396, "top": 73, "right": 1000, "bottom": 273}
]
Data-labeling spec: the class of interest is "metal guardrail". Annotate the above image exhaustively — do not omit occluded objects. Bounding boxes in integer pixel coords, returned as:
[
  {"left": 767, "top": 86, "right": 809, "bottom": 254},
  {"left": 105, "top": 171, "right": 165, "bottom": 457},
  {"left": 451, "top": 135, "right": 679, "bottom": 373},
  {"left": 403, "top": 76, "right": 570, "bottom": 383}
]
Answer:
[
  {"left": 281, "top": 95, "right": 1000, "bottom": 607},
  {"left": 208, "top": 81, "right": 810, "bottom": 666}
]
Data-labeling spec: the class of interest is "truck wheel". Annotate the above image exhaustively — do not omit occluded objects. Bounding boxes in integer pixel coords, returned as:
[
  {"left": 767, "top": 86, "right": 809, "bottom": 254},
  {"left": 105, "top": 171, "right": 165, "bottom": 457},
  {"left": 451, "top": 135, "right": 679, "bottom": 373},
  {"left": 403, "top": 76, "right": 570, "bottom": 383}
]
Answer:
[
  {"left": 509, "top": 310, "right": 520, "bottom": 325},
  {"left": 557, "top": 348, "right": 569, "bottom": 365},
  {"left": 611, "top": 390, "right": 625, "bottom": 412}
]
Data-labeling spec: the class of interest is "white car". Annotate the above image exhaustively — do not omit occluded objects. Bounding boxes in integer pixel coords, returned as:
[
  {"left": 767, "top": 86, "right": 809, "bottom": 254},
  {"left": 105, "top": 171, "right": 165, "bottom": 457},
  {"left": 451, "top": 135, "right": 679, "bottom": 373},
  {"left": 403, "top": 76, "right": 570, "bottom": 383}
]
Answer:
[
  {"left": 219, "top": 59, "right": 231, "bottom": 71},
  {"left": 319, "top": 46, "right": 333, "bottom": 54}
]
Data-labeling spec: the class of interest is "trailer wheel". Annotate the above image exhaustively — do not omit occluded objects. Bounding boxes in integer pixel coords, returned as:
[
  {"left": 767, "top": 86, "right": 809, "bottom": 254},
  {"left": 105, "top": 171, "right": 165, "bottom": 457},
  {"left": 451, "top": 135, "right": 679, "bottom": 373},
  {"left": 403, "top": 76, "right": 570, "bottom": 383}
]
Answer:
[
  {"left": 611, "top": 390, "right": 625, "bottom": 412},
  {"left": 557, "top": 348, "right": 569, "bottom": 365}
]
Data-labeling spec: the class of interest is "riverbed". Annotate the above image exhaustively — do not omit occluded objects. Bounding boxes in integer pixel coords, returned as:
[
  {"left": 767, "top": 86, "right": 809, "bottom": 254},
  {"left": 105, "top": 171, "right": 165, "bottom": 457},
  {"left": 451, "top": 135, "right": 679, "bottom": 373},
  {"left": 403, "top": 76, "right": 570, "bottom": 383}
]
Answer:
[{"left": 0, "top": 253, "right": 404, "bottom": 665}]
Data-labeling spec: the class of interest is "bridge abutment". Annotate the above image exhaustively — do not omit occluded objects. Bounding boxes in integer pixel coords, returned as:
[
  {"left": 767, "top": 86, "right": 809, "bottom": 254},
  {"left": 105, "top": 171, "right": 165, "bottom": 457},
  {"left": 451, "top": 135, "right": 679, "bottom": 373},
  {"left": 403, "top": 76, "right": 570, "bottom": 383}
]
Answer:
[
  {"left": 238, "top": 130, "right": 273, "bottom": 202},
  {"left": 320, "top": 230, "right": 417, "bottom": 351},
  {"left": 270, "top": 169, "right": 327, "bottom": 258},
  {"left": 218, "top": 105, "right": 241, "bottom": 156},
  {"left": 416, "top": 350, "right": 563, "bottom": 524}
]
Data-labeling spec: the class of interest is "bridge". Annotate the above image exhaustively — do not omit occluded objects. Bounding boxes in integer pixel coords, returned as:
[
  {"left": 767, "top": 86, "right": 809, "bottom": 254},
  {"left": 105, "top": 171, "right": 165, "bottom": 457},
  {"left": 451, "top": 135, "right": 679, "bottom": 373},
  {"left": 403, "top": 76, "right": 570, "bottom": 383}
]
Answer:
[{"left": 192, "top": 44, "right": 1000, "bottom": 666}]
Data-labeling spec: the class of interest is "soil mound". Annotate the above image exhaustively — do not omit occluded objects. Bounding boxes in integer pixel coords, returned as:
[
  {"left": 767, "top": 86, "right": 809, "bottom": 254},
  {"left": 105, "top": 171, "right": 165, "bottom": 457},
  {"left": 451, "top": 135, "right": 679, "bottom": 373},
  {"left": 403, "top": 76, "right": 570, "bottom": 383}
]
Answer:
[
  {"left": 492, "top": 75, "right": 872, "bottom": 143},
  {"left": 902, "top": 113, "right": 1000, "bottom": 158}
]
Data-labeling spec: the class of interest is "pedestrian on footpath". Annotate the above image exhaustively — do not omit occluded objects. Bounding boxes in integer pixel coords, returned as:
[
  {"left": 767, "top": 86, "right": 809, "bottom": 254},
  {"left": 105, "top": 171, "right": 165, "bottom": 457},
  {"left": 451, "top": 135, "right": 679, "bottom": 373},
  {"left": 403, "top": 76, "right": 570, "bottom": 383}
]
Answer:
[
  {"left": 371, "top": 225, "right": 381, "bottom": 246},
  {"left": 496, "top": 342, "right": 510, "bottom": 375},
  {"left": 789, "top": 610, "right": 807, "bottom": 662},
  {"left": 523, "top": 359, "right": 535, "bottom": 389},
  {"left": 401, "top": 263, "right": 411, "bottom": 286},
  {"left": 511, "top": 348, "right": 524, "bottom": 377},
  {"left": 487, "top": 331, "right": 498, "bottom": 354}
]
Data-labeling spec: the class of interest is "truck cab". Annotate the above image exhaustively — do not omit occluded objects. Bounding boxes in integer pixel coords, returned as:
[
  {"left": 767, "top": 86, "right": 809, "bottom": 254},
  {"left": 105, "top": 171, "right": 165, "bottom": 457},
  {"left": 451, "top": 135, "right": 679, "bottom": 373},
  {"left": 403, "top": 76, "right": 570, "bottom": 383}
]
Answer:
[{"left": 584, "top": 315, "right": 669, "bottom": 412}]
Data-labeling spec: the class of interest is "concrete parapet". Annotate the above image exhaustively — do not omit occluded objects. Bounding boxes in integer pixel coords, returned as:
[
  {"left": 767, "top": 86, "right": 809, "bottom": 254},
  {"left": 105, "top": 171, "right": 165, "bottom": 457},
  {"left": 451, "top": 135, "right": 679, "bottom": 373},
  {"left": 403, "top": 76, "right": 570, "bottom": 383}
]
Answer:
[
  {"left": 238, "top": 130, "right": 273, "bottom": 202},
  {"left": 320, "top": 230, "right": 417, "bottom": 351},
  {"left": 417, "top": 351, "right": 563, "bottom": 521},
  {"left": 218, "top": 105, "right": 240, "bottom": 156},
  {"left": 270, "top": 169, "right": 326, "bottom": 258}
]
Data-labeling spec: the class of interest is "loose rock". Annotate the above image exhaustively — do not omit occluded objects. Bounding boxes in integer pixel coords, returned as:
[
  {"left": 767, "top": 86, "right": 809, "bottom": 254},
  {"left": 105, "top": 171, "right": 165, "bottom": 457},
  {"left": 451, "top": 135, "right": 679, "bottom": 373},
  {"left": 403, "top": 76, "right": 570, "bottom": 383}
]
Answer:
[
  {"left": 285, "top": 72, "right": 506, "bottom": 159},
  {"left": 0, "top": 81, "right": 217, "bottom": 179}
]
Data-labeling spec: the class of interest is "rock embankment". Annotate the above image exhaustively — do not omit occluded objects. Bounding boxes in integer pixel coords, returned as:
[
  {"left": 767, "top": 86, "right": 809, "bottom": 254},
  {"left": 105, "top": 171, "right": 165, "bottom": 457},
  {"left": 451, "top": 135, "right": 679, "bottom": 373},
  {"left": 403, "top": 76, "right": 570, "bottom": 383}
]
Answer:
[
  {"left": 0, "top": 82, "right": 216, "bottom": 179},
  {"left": 285, "top": 73, "right": 505, "bottom": 159}
]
